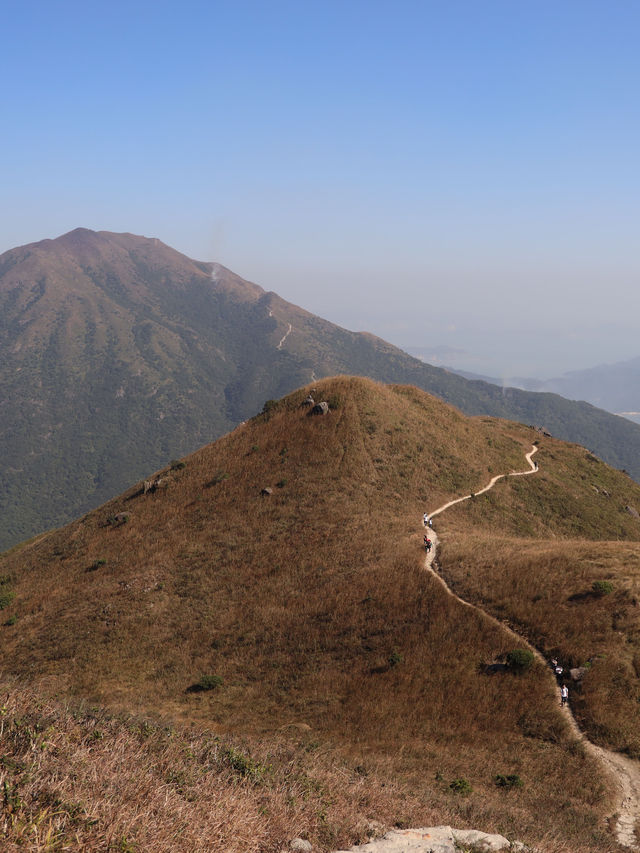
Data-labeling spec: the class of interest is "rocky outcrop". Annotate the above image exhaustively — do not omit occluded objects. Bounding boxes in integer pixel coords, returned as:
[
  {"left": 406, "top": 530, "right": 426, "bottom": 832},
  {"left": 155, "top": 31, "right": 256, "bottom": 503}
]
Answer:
[{"left": 331, "top": 826, "right": 526, "bottom": 852}]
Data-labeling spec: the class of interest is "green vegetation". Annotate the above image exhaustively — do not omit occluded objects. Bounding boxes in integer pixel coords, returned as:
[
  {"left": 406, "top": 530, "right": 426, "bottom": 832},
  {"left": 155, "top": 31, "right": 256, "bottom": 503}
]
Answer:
[
  {"left": 495, "top": 774, "right": 523, "bottom": 789},
  {"left": 592, "top": 580, "right": 614, "bottom": 596},
  {"left": 188, "top": 674, "right": 223, "bottom": 692},
  {"left": 449, "top": 778, "right": 472, "bottom": 795},
  {"left": 506, "top": 649, "right": 535, "bottom": 673}
]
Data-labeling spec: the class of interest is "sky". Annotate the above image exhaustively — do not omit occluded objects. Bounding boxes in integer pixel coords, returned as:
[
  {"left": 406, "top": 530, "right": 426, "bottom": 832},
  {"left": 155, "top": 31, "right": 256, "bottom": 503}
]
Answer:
[{"left": 2, "top": 0, "right": 639, "bottom": 378}]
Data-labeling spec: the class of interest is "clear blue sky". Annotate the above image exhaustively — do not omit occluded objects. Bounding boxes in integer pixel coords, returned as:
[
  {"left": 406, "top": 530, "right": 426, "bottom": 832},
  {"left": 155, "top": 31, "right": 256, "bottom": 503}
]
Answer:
[{"left": 3, "top": 0, "right": 639, "bottom": 376}]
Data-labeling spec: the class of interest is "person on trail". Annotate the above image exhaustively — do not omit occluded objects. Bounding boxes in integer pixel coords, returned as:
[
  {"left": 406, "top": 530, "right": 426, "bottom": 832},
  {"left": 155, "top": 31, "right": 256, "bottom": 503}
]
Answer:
[
  {"left": 424, "top": 537, "right": 432, "bottom": 553},
  {"left": 554, "top": 663, "right": 563, "bottom": 678},
  {"left": 423, "top": 513, "right": 429, "bottom": 527},
  {"left": 428, "top": 517, "right": 433, "bottom": 528},
  {"left": 561, "top": 684, "right": 569, "bottom": 706}
]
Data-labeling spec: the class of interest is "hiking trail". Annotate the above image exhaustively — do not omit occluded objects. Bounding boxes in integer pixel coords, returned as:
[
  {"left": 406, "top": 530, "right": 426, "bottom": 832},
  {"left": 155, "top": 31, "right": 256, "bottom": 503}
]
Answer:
[{"left": 423, "top": 444, "right": 640, "bottom": 851}]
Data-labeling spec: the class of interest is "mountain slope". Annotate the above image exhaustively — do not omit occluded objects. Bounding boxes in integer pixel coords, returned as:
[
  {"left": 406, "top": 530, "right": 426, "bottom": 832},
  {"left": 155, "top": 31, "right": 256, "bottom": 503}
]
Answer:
[
  {"left": 3, "top": 228, "right": 640, "bottom": 550},
  {"left": 1, "top": 376, "right": 635, "bottom": 851}
]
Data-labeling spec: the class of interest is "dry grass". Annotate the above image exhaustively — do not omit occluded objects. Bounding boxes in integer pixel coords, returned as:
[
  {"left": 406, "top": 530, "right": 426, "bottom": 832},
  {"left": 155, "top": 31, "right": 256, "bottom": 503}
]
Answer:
[
  {"left": 0, "top": 679, "right": 619, "bottom": 853},
  {"left": 1, "top": 376, "right": 637, "bottom": 850}
]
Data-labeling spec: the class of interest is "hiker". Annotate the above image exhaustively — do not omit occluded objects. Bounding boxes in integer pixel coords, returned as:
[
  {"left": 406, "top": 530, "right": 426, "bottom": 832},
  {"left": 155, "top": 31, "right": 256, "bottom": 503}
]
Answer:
[
  {"left": 428, "top": 516, "right": 433, "bottom": 528},
  {"left": 554, "top": 663, "right": 563, "bottom": 678},
  {"left": 424, "top": 537, "right": 432, "bottom": 553},
  {"left": 561, "top": 684, "right": 569, "bottom": 706},
  {"left": 423, "top": 513, "right": 429, "bottom": 527}
]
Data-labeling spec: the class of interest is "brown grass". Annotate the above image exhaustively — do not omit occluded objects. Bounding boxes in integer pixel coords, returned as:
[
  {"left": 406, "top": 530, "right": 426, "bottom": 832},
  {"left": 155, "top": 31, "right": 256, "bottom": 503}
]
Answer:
[{"left": 1, "top": 376, "right": 638, "bottom": 850}]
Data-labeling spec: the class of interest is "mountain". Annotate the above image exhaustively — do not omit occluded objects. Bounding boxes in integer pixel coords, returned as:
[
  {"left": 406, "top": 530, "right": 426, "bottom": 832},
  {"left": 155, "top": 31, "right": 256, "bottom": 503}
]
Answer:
[
  {"left": 1, "top": 376, "right": 637, "bottom": 851},
  {"left": 454, "top": 357, "right": 640, "bottom": 422},
  {"left": 3, "top": 227, "right": 640, "bottom": 550}
]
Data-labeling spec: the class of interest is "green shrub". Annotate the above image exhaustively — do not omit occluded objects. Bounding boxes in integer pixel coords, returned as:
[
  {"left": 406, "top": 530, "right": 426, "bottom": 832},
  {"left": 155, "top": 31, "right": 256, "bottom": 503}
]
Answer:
[
  {"left": 86, "top": 559, "right": 107, "bottom": 573},
  {"left": 0, "top": 591, "right": 15, "bottom": 610},
  {"left": 388, "top": 650, "right": 403, "bottom": 668},
  {"left": 495, "top": 773, "right": 523, "bottom": 789},
  {"left": 449, "top": 777, "right": 472, "bottom": 795},
  {"left": 506, "top": 648, "right": 534, "bottom": 673},
  {"left": 188, "top": 674, "right": 223, "bottom": 693},
  {"left": 170, "top": 460, "right": 186, "bottom": 470},
  {"left": 276, "top": 478, "right": 287, "bottom": 488},
  {"left": 206, "top": 472, "right": 229, "bottom": 487},
  {"left": 222, "top": 746, "right": 269, "bottom": 782},
  {"left": 592, "top": 580, "right": 614, "bottom": 596},
  {"left": 4, "top": 614, "right": 18, "bottom": 626}
]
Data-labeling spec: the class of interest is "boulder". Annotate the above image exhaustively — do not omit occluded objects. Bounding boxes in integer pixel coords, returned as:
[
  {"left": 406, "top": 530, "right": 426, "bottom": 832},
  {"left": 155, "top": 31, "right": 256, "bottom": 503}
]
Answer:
[
  {"left": 626, "top": 505, "right": 640, "bottom": 519},
  {"left": 570, "top": 666, "right": 588, "bottom": 682},
  {"left": 290, "top": 840, "right": 313, "bottom": 852},
  {"left": 332, "top": 826, "right": 523, "bottom": 852},
  {"left": 310, "top": 401, "right": 329, "bottom": 415},
  {"left": 261, "top": 487, "right": 273, "bottom": 496},
  {"left": 452, "top": 828, "right": 512, "bottom": 850},
  {"left": 301, "top": 395, "right": 315, "bottom": 408}
]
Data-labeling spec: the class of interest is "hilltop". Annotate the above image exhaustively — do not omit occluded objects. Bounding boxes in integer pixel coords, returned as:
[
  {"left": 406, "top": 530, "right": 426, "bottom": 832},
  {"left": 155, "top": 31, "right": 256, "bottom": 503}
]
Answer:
[
  {"left": 2, "top": 376, "right": 640, "bottom": 851},
  {"left": 3, "top": 229, "right": 640, "bottom": 549}
]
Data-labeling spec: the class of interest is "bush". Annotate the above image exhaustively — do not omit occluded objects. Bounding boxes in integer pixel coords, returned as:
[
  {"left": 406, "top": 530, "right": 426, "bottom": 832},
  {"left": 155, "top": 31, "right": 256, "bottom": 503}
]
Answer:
[
  {"left": 222, "top": 746, "right": 269, "bottom": 782},
  {"left": 388, "top": 650, "right": 403, "bottom": 668},
  {"left": 506, "top": 648, "right": 534, "bottom": 673},
  {"left": 0, "top": 591, "right": 15, "bottom": 610},
  {"left": 187, "top": 675, "right": 223, "bottom": 693},
  {"left": 449, "top": 777, "right": 472, "bottom": 795},
  {"left": 86, "top": 559, "right": 107, "bottom": 573},
  {"left": 592, "top": 580, "right": 613, "bottom": 596},
  {"left": 495, "top": 773, "right": 523, "bottom": 789}
]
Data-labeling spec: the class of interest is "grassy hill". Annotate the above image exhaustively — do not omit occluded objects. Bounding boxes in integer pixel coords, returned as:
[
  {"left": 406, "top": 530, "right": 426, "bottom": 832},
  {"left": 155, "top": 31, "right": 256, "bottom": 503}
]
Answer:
[
  {"left": 2, "top": 376, "right": 639, "bottom": 851},
  {"left": 3, "top": 228, "right": 640, "bottom": 550}
]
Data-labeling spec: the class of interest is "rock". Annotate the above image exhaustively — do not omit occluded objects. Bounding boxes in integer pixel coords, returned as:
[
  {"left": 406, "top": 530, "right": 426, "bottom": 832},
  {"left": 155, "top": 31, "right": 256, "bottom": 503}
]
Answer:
[
  {"left": 625, "top": 505, "right": 640, "bottom": 518},
  {"left": 452, "top": 828, "right": 512, "bottom": 850},
  {"left": 570, "top": 666, "right": 588, "bottom": 682},
  {"left": 332, "top": 826, "right": 524, "bottom": 852},
  {"left": 301, "top": 395, "right": 315, "bottom": 408},
  {"left": 290, "top": 840, "right": 313, "bottom": 852},
  {"left": 261, "top": 487, "right": 273, "bottom": 496},
  {"left": 309, "top": 401, "right": 329, "bottom": 415}
]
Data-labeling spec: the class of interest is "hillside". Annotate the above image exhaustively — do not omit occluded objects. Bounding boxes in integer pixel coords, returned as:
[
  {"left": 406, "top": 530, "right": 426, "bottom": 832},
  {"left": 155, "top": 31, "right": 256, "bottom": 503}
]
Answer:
[
  {"left": 2, "top": 376, "right": 640, "bottom": 851},
  {"left": 3, "top": 228, "right": 640, "bottom": 552}
]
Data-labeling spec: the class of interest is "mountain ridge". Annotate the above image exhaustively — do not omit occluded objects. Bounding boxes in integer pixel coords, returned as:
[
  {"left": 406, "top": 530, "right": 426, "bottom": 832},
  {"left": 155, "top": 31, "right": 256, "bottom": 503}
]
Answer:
[{"left": 2, "top": 227, "right": 640, "bottom": 549}]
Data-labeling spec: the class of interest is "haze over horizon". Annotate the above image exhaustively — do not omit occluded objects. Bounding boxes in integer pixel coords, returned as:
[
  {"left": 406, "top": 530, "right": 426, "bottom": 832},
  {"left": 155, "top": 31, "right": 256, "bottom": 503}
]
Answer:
[{"left": 3, "top": 0, "right": 639, "bottom": 378}]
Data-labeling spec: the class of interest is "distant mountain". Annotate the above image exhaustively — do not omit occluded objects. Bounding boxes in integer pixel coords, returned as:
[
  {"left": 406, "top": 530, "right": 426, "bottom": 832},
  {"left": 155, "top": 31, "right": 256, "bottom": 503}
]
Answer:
[
  {"left": 3, "top": 227, "right": 640, "bottom": 549},
  {"left": 452, "top": 358, "right": 640, "bottom": 422}
]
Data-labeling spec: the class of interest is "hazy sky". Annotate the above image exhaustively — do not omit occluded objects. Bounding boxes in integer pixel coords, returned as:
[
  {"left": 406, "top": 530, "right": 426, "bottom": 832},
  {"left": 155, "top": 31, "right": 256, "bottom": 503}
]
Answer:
[{"left": 3, "top": 0, "right": 639, "bottom": 377}]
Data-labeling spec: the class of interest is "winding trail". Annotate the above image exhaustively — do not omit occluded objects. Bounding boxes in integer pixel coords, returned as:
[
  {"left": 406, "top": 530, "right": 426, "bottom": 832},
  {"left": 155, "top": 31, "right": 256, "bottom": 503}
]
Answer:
[{"left": 423, "top": 444, "right": 640, "bottom": 850}]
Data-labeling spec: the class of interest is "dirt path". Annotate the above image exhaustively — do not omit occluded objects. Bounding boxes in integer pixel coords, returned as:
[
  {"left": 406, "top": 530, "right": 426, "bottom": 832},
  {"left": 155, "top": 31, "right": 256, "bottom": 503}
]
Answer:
[{"left": 422, "top": 444, "right": 640, "bottom": 850}]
